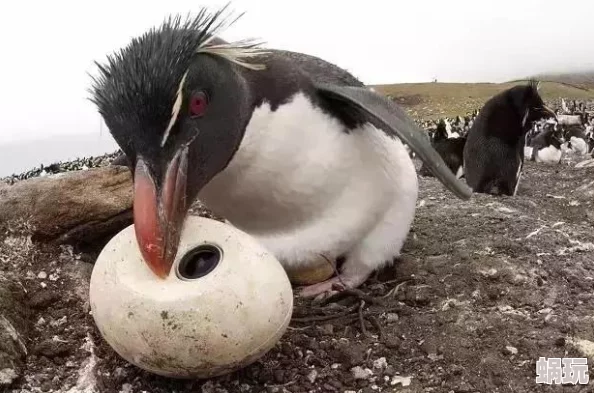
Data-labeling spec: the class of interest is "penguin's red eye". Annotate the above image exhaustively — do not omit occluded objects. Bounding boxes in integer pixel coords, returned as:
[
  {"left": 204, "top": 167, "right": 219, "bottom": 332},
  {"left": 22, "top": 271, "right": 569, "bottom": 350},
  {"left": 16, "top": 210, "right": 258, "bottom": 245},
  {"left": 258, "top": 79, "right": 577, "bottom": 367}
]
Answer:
[{"left": 189, "top": 91, "right": 208, "bottom": 117}]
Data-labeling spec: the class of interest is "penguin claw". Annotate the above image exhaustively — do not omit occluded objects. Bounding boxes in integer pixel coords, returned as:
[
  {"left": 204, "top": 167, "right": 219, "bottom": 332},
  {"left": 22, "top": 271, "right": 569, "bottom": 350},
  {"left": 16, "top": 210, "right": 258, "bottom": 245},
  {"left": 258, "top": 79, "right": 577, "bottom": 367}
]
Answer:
[
  {"left": 298, "top": 277, "right": 344, "bottom": 299},
  {"left": 312, "top": 291, "right": 339, "bottom": 304},
  {"left": 298, "top": 274, "right": 367, "bottom": 299}
]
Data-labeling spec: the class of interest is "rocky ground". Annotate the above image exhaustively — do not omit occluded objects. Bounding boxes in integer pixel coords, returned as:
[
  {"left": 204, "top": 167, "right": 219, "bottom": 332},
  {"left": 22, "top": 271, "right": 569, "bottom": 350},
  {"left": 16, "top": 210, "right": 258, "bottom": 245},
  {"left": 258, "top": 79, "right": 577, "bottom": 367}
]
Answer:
[{"left": 1, "top": 151, "right": 594, "bottom": 393}]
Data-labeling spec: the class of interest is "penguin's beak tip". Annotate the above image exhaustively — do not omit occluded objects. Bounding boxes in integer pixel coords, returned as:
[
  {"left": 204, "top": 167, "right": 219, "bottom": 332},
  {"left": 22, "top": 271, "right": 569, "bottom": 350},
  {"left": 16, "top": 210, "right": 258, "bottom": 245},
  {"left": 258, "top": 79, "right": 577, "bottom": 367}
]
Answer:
[{"left": 131, "top": 148, "right": 189, "bottom": 278}]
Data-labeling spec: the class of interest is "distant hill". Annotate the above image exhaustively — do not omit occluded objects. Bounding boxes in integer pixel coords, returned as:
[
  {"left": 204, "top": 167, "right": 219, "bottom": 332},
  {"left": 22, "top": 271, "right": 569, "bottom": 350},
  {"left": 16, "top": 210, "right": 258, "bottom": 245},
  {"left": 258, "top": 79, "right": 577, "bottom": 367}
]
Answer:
[
  {"left": 372, "top": 81, "right": 594, "bottom": 120},
  {"left": 530, "top": 71, "right": 594, "bottom": 90}
]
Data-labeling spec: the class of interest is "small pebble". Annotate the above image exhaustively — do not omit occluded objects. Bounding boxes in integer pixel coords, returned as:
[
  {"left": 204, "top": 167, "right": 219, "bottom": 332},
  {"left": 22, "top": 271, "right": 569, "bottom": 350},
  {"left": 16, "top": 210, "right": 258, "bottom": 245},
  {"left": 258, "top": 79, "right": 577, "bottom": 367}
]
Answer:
[
  {"left": 0, "top": 368, "right": 18, "bottom": 385},
  {"left": 50, "top": 316, "right": 68, "bottom": 327},
  {"left": 385, "top": 313, "right": 399, "bottom": 323},
  {"left": 481, "top": 268, "right": 498, "bottom": 278},
  {"left": 372, "top": 357, "right": 388, "bottom": 369},
  {"left": 351, "top": 366, "right": 373, "bottom": 380},
  {"left": 504, "top": 346, "right": 518, "bottom": 356},
  {"left": 306, "top": 369, "right": 318, "bottom": 384},
  {"left": 383, "top": 336, "right": 402, "bottom": 349},
  {"left": 34, "top": 340, "right": 71, "bottom": 358},
  {"left": 391, "top": 375, "right": 412, "bottom": 386},
  {"left": 113, "top": 367, "right": 127, "bottom": 378},
  {"left": 29, "top": 291, "right": 60, "bottom": 309},
  {"left": 119, "top": 383, "right": 133, "bottom": 393}
]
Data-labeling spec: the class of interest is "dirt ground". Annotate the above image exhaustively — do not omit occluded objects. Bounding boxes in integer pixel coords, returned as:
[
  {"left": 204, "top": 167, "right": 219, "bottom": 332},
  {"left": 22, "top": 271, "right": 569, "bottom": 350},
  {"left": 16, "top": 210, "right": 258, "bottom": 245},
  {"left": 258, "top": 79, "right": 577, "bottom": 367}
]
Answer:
[{"left": 2, "top": 153, "right": 594, "bottom": 393}]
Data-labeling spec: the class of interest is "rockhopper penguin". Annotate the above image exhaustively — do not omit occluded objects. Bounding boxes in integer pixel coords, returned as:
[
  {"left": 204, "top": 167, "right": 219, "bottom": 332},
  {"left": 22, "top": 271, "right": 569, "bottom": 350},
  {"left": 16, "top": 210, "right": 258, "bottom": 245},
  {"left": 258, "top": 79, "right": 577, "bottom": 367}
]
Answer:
[
  {"left": 89, "top": 6, "right": 471, "bottom": 298},
  {"left": 463, "top": 80, "right": 556, "bottom": 196}
]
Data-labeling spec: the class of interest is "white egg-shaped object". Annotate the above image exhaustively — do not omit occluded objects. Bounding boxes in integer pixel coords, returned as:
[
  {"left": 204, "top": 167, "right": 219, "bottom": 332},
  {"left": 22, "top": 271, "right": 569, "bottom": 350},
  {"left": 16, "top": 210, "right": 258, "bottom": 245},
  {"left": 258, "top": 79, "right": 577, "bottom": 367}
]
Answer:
[{"left": 89, "top": 216, "right": 293, "bottom": 379}]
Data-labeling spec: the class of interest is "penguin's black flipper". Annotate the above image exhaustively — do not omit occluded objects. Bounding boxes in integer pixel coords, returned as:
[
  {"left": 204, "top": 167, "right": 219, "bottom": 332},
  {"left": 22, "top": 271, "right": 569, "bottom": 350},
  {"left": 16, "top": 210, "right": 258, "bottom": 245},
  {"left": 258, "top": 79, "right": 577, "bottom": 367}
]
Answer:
[{"left": 314, "top": 83, "right": 473, "bottom": 200}]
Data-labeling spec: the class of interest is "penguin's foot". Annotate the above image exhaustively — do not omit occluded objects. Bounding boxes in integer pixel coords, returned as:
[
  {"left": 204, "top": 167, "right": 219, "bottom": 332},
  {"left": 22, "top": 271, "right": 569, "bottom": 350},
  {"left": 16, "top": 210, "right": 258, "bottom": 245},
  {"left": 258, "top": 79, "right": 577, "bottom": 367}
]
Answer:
[{"left": 298, "top": 270, "right": 370, "bottom": 299}]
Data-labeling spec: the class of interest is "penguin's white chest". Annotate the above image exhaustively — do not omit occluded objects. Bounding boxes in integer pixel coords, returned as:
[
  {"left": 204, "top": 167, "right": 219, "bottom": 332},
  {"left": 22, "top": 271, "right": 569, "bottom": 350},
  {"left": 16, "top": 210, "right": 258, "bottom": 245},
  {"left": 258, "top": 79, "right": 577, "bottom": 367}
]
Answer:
[
  {"left": 569, "top": 137, "right": 588, "bottom": 155},
  {"left": 535, "top": 145, "right": 562, "bottom": 164},
  {"left": 198, "top": 92, "right": 418, "bottom": 265}
]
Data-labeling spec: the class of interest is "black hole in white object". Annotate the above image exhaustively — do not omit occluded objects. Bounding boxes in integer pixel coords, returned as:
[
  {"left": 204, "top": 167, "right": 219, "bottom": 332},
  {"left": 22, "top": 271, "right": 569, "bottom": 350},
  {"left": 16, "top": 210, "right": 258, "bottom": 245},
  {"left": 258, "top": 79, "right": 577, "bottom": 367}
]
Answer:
[{"left": 177, "top": 245, "right": 221, "bottom": 279}]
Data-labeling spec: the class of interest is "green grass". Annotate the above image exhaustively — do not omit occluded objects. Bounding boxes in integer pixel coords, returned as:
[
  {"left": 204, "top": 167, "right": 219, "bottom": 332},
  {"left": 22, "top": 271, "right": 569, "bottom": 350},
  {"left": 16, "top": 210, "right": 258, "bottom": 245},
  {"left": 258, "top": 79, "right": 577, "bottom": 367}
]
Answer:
[{"left": 371, "top": 81, "right": 594, "bottom": 120}]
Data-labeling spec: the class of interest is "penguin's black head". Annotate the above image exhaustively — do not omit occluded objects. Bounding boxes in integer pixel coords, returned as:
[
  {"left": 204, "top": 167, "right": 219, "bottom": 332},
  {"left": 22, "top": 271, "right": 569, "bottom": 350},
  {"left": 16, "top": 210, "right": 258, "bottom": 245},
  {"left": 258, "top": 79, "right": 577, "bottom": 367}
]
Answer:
[
  {"left": 89, "top": 7, "right": 266, "bottom": 279},
  {"left": 508, "top": 80, "right": 557, "bottom": 128},
  {"left": 434, "top": 119, "right": 448, "bottom": 141},
  {"left": 543, "top": 122, "right": 565, "bottom": 148}
]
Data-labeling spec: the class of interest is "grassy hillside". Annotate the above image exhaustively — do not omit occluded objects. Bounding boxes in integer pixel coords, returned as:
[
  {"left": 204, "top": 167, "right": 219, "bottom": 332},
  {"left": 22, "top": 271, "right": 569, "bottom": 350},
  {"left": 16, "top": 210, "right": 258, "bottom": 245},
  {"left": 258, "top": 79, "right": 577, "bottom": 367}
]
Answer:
[
  {"left": 372, "top": 81, "right": 594, "bottom": 120},
  {"left": 532, "top": 71, "right": 594, "bottom": 90}
]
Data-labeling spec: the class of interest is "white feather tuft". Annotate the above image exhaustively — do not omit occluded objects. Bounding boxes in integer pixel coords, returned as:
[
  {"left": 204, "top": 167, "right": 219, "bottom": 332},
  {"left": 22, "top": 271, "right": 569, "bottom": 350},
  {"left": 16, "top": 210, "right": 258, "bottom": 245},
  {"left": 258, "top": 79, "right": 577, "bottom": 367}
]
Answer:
[
  {"left": 197, "top": 38, "right": 270, "bottom": 70},
  {"left": 162, "top": 70, "right": 189, "bottom": 147}
]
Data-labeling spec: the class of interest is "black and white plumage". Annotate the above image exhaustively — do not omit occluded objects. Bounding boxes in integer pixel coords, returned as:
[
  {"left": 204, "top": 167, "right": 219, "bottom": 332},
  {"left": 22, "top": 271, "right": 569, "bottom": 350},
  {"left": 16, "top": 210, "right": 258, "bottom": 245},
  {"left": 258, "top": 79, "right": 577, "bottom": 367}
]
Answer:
[
  {"left": 422, "top": 111, "right": 477, "bottom": 143},
  {"left": 419, "top": 136, "right": 466, "bottom": 179},
  {"left": 89, "top": 7, "right": 471, "bottom": 298},
  {"left": 562, "top": 124, "right": 589, "bottom": 156},
  {"left": 587, "top": 128, "right": 594, "bottom": 156},
  {"left": 525, "top": 122, "right": 565, "bottom": 164},
  {"left": 463, "top": 80, "right": 557, "bottom": 196}
]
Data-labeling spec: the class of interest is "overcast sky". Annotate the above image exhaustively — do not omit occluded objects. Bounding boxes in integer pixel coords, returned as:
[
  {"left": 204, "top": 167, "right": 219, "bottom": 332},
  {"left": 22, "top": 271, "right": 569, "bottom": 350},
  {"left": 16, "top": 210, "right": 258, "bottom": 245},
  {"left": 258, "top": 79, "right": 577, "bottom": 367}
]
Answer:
[{"left": 1, "top": 0, "right": 593, "bottom": 147}]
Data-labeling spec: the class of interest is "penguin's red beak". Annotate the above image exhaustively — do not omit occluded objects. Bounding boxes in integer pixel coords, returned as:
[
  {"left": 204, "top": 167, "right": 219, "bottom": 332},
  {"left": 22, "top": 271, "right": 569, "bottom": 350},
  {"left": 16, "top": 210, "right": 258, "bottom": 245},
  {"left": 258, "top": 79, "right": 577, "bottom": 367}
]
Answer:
[{"left": 132, "top": 147, "right": 189, "bottom": 278}]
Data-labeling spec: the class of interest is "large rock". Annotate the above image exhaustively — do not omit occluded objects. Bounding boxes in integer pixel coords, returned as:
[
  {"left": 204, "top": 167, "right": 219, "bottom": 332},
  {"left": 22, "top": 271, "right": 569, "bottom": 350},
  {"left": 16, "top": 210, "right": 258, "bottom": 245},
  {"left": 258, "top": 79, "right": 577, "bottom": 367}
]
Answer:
[{"left": 0, "top": 166, "right": 133, "bottom": 246}]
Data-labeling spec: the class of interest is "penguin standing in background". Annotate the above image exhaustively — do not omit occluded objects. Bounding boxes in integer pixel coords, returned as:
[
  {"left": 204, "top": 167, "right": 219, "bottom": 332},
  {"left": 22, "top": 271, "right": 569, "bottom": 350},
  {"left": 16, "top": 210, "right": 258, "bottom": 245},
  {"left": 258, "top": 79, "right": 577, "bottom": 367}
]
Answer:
[
  {"left": 588, "top": 131, "right": 594, "bottom": 155},
  {"left": 420, "top": 118, "right": 466, "bottom": 178},
  {"left": 90, "top": 7, "right": 471, "bottom": 298},
  {"left": 419, "top": 136, "right": 466, "bottom": 179},
  {"left": 431, "top": 119, "right": 449, "bottom": 142},
  {"left": 563, "top": 124, "right": 589, "bottom": 156},
  {"left": 523, "top": 122, "right": 539, "bottom": 160},
  {"left": 527, "top": 122, "right": 565, "bottom": 164},
  {"left": 561, "top": 98, "right": 569, "bottom": 114},
  {"left": 463, "top": 80, "right": 557, "bottom": 196}
]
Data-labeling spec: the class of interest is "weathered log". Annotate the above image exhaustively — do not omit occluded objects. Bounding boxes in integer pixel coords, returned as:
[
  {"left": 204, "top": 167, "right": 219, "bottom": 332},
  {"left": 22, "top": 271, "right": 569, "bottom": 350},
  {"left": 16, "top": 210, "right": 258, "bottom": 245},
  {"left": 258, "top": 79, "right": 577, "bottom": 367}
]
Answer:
[{"left": 0, "top": 166, "right": 133, "bottom": 246}]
